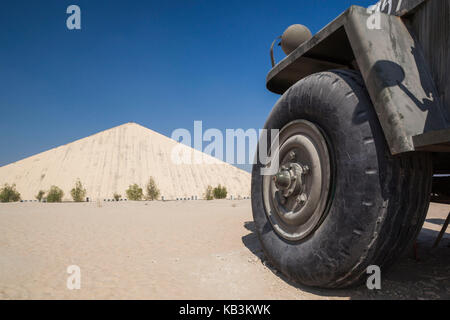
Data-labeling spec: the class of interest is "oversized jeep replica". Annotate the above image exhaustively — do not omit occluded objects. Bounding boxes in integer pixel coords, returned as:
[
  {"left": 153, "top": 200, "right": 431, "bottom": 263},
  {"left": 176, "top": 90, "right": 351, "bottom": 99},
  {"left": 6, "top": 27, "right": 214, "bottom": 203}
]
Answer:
[{"left": 251, "top": 0, "right": 450, "bottom": 288}]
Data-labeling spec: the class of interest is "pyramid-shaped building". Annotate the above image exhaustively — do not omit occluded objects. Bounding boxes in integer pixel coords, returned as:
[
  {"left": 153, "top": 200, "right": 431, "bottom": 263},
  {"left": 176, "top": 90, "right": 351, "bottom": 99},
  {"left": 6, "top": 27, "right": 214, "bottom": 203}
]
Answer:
[{"left": 0, "top": 123, "right": 250, "bottom": 201}]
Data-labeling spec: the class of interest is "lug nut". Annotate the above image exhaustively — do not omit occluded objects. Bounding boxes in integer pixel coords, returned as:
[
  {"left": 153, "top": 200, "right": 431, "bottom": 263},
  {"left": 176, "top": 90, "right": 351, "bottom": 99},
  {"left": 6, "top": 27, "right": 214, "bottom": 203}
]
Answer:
[{"left": 298, "top": 193, "right": 307, "bottom": 205}]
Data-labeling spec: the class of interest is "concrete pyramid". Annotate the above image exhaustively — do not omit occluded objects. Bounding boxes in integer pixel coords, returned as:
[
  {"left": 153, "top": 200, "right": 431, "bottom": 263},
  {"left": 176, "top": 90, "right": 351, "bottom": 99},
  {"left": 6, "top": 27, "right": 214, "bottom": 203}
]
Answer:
[{"left": 0, "top": 123, "right": 250, "bottom": 201}]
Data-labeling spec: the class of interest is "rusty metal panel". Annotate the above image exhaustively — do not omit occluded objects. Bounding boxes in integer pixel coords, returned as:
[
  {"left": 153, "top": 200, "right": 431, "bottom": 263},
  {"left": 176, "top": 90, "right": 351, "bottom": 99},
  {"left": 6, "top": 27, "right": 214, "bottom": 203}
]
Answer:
[
  {"left": 408, "top": 0, "right": 450, "bottom": 127},
  {"left": 413, "top": 129, "right": 450, "bottom": 152},
  {"left": 265, "top": 2, "right": 450, "bottom": 154},
  {"left": 266, "top": 1, "right": 432, "bottom": 93},
  {"left": 345, "top": 6, "right": 448, "bottom": 154}
]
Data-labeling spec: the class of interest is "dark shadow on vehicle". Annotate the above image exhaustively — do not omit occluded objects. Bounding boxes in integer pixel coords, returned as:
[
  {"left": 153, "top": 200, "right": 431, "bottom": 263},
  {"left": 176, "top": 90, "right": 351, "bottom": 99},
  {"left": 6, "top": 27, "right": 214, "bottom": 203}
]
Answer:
[
  {"left": 242, "top": 221, "right": 450, "bottom": 299},
  {"left": 371, "top": 59, "right": 437, "bottom": 116},
  {"left": 365, "top": 55, "right": 447, "bottom": 135}
]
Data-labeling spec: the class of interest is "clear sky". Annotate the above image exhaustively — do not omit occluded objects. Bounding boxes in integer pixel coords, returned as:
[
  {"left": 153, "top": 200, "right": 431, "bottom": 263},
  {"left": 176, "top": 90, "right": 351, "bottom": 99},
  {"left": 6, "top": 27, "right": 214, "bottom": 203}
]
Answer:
[{"left": 0, "top": 0, "right": 374, "bottom": 169}]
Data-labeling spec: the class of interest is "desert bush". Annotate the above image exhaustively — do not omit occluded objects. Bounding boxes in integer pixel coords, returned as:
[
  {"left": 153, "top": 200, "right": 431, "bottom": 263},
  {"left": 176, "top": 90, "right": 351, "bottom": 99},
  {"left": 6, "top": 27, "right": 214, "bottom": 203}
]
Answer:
[
  {"left": 113, "top": 193, "right": 121, "bottom": 201},
  {"left": 0, "top": 183, "right": 21, "bottom": 202},
  {"left": 204, "top": 185, "right": 214, "bottom": 200},
  {"left": 213, "top": 185, "right": 227, "bottom": 199},
  {"left": 70, "top": 179, "right": 86, "bottom": 202},
  {"left": 145, "top": 177, "right": 160, "bottom": 201},
  {"left": 35, "top": 190, "right": 45, "bottom": 202},
  {"left": 47, "top": 186, "right": 64, "bottom": 203},
  {"left": 126, "top": 184, "right": 143, "bottom": 201}
]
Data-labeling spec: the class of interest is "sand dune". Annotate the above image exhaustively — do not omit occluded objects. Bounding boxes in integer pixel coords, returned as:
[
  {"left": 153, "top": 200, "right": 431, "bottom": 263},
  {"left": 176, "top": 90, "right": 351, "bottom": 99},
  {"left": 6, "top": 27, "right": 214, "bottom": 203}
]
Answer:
[{"left": 0, "top": 123, "right": 250, "bottom": 201}]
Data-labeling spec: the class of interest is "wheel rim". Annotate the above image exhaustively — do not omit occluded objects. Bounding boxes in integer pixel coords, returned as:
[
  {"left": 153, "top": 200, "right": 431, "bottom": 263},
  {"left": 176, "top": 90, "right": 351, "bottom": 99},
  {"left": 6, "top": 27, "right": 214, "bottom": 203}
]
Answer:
[{"left": 262, "top": 120, "right": 332, "bottom": 241}]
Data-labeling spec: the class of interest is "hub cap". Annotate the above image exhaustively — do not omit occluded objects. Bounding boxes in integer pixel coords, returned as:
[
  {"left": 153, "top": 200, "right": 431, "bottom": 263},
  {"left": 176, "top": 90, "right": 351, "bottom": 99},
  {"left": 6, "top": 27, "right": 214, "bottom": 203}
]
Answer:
[{"left": 262, "top": 120, "right": 331, "bottom": 241}]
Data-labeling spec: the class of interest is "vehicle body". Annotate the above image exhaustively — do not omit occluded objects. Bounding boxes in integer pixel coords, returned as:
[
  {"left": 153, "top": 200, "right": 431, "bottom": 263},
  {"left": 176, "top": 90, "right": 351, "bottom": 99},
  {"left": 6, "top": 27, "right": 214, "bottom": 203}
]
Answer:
[{"left": 252, "top": 0, "right": 450, "bottom": 288}]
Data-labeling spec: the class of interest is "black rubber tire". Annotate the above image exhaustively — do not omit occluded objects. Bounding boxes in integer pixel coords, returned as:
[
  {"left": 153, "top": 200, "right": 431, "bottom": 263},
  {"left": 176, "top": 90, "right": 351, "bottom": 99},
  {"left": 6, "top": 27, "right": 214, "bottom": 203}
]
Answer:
[{"left": 251, "top": 70, "right": 433, "bottom": 288}]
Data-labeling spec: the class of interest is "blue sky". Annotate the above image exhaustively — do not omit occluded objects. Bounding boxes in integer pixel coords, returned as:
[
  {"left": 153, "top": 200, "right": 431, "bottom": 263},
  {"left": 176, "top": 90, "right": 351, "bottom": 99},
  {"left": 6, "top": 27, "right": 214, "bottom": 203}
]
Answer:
[{"left": 0, "top": 0, "right": 373, "bottom": 168}]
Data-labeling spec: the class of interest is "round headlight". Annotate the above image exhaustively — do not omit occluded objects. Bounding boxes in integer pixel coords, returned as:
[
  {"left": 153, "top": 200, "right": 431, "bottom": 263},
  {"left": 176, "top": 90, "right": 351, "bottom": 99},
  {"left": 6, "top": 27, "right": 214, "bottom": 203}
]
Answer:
[{"left": 281, "top": 24, "right": 312, "bottom": 55}]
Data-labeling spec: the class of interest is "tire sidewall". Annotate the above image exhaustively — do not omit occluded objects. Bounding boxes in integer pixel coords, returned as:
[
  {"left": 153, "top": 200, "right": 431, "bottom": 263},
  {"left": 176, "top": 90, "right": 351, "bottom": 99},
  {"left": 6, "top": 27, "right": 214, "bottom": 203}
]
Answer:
[{"left": 252, "top": 71, "right": 388, "bottom": 287}]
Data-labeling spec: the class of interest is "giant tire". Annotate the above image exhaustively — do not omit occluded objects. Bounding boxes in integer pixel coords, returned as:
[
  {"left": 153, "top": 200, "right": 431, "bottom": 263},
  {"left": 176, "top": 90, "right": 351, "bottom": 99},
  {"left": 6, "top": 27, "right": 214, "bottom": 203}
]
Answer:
[{"left": 251, "top": 70, "right": 433, "bottom": 288}]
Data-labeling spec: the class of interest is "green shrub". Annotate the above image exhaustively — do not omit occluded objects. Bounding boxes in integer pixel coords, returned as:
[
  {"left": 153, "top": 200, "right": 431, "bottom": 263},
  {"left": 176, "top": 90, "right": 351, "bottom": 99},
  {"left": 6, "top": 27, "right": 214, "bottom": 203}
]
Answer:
[
  {"left": 70, "top": 179, "right": 86, "bottom": 202},
  {"left": 47, "top": 186, "right": 64, "bottom": 203},
  {"left": 126, "top": 184, "right": 143, "bottom": 201},
  {"left": 204, "top": 185, "right": 214, "bottom": 200},
  {"left": 35, "top": 190, "right": 45, "bottom": 202},
  {"left": 0, "top": 183, "right": 21, "bottom": 202},
  {"left": 145, "top": 177, "right": 160, "bottom": 201},
  {"left": 113, "top": 193, "right": 121, "bottom": 201},
  {"left": 213, "top": 184, "right": 227, "bottom": 199}
]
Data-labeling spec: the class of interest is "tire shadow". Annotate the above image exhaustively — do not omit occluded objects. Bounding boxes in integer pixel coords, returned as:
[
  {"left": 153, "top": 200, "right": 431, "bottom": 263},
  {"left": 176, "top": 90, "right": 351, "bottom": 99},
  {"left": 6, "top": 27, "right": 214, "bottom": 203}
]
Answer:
[{"left": 242, "top": 220, "right": 450, "bottom": 299}]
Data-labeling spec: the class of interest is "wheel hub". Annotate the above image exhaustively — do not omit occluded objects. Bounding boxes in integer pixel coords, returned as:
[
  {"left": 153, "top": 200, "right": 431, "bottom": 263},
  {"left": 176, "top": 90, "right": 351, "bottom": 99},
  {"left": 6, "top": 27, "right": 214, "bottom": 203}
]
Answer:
[
  {"left": 273, "top": 162, "right": 309, "bottom": 199},
  {"left": 262, "top": 120, "right": 332, "bottom": 241}
]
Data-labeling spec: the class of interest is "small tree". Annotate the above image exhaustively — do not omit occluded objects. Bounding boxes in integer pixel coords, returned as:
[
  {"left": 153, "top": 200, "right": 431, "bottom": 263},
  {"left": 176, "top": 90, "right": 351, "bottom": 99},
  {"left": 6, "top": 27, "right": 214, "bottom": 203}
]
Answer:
[
  {"left": 204, "top": 185, "right": 214, "bottom": 200},
  {"left": 0, "top": 183, "right": 21, "bottom": 202},
  {"left": 213, "top": 184, "right": 227, "bottom": 199},
  {"left": 113, "top": 193, "right": 121, "bottom": 201},
  {"left": 70, "top": 179, "right": 86, "bottom": 202},
  {"left": 36, "top": 190, "right": 45, "bottom": 202},
  {"left": 145, "top": 177, "right": 160, "bottom": 201},
  {"left": 47, "top": 186, "right": 64, "bottom": 203},
  {"left": 126, "top": 184, "right": 143, "bottom": 201}
]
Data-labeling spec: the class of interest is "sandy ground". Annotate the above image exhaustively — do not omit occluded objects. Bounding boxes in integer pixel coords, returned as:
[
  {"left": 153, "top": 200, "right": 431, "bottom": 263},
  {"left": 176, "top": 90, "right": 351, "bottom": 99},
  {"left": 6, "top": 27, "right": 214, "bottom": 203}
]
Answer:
[{"left": 0, "top": 200, "right": 448, "bottom": 300}]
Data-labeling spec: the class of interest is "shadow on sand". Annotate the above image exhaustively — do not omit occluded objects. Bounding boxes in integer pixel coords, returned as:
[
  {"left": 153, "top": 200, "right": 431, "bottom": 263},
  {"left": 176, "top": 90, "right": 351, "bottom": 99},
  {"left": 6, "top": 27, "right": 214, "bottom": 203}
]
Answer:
[{"left": 242, "top": 221, "right": 450, "bottom": 299}]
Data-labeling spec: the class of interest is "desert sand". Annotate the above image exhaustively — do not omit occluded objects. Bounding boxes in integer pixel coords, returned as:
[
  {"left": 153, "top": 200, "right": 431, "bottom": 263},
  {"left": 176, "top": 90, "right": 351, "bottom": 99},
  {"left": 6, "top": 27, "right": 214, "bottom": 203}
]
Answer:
[
  {"left": 0, "top": 200, "right": 449, "bottom": 300},
  {"left": 0, "top": 123, "right": 250, "bottom": 201}
]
